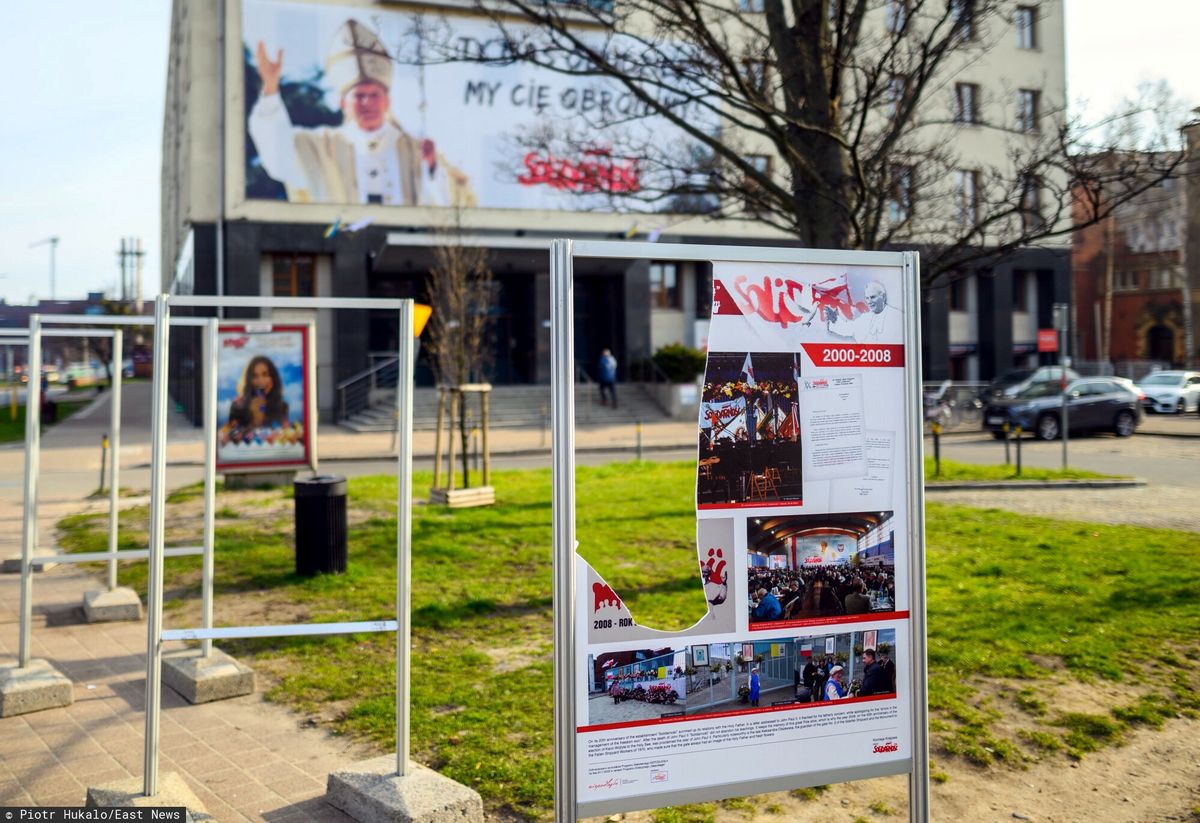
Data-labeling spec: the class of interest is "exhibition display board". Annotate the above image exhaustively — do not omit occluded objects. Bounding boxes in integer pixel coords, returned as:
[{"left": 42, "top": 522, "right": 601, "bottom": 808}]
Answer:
[{"left": 551, "top": 241, "right": 929, "bottom": 821}]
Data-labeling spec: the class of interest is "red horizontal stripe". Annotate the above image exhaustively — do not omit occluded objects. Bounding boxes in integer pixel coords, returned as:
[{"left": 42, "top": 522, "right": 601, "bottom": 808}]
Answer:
[
  {"left": 578, "top": 692, "right": 897, "bottom": 734},
  {"left": 802, "top": 343, "right": 905, "bottom": 368},
  {"left": 748, "top": 611, "right": 909, "bottom": 630},
  {"left": 698, "top": 499, "right": 803, "bottom": 510}
]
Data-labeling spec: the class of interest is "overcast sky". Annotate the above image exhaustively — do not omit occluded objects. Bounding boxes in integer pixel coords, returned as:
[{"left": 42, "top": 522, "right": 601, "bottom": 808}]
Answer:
[{"left": 0, "top": 0, "right": 1197, "bottom": 306}]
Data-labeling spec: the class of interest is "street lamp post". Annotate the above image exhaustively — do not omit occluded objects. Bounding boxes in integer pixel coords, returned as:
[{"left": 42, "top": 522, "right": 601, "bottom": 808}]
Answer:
[{"left": 30, "top": 237, "right": 59, "bottom": 301}]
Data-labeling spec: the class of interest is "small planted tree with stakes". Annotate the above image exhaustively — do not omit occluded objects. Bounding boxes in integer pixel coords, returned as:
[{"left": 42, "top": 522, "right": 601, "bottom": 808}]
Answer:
[{"left": 426, "top": 212, "right": 497, "bottom": 507}]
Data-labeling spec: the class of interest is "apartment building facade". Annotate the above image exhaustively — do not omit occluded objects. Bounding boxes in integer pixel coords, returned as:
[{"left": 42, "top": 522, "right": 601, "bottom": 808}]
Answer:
[{"left": 162, "top": 0, "right": 1071, "bottom": 418}]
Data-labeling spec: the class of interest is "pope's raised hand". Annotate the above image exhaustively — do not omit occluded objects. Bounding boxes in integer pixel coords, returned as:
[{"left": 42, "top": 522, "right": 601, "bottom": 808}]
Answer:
[{"left": 255, "top": 41, "right": 284, "bottom": 97}]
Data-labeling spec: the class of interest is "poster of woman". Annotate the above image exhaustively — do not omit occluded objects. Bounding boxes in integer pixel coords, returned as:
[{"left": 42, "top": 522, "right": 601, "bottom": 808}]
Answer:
[{"left": 216, "top": 325, "right": 312, "bottom": 471}]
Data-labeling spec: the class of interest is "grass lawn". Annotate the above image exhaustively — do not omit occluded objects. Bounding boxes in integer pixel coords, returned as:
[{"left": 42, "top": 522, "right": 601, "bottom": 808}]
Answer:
[
  {"left": 924, "top": 457, "right": 1119, "bottom": 482},
  {"left": 0, "top": 398, "right": 92, "bottom": 443},
  {"left": 58, "top": 463, "right": 1200, "bottom": 821}
]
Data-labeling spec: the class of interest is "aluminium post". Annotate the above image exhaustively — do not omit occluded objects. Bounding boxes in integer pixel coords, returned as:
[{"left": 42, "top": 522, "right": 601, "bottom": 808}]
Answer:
[
  {"left": 143, "top": 296, "right": 172, "bottom": 797},
  {"left": 395, "top": 300, "right": 414, "bottom": 776},
  {"left": 550, "top": 240, "right": 578, "bottom": 823},
  {"left": 903, "top": 252, "right": 931, "bottom": 823},
  {"left": 307, "top": 320, "right": 319, "bottom": 475},
  {"left": 18, "top": 316, "right": 43, "bottom": 668},
  {"left": 201, "top": 319, "right": 218, "bottom": 658},
  {"left": 107, "top": 329, "right": 123, "bottom": 590}
]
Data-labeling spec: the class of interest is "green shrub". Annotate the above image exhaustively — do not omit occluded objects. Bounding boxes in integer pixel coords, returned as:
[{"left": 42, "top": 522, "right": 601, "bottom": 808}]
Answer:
[{"left": 652, "top": 343, "right": 707, "bottom": 383}]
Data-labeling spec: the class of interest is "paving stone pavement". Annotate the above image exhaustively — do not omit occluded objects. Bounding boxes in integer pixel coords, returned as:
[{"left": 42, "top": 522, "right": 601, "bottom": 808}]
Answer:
[
  {"left": 926, "top": 483, "right": 1200, "bottom": 532},
  {"left": 0, "top": 562, "right": 370, "bottom": 821}
]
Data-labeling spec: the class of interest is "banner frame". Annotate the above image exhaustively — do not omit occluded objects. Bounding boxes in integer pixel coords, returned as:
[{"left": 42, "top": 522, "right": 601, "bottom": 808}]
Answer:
[
  {"left": 550, "top": 240, "right": 928, "bottom": 823},
  {"left": 212, "top": 321, "right": 316, "bottom": 474}
]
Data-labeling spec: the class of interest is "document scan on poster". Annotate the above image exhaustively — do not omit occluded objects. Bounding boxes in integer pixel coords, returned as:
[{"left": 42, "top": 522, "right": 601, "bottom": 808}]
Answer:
[{"left": 574, "top": 255, "right": 920, "bottom": 816}]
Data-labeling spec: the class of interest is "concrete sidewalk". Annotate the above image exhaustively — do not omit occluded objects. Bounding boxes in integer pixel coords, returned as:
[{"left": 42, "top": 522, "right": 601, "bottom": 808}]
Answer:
[{"left": 0, "top": 562, "right": 367, "bottom": 820}]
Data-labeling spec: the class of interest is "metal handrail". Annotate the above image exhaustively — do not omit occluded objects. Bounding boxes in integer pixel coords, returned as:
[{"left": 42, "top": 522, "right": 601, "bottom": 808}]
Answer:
[
  {"left": 628, "top": 358, "right": 674, "bottom": 416},
  {"left": 336, "top": 355, "right": 400, "bottom": 421},
  {"left": 335, "top": 356, "right": 400, "bottom": 392}
]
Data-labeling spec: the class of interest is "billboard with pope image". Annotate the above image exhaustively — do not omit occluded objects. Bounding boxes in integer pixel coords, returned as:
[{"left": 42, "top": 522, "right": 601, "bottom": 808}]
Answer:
[
  {"left": 216, "top": 324, "right": 312, "bottom": 472},
  {"left": 241, "top": 0, "right": 715, "bottom": 212}
]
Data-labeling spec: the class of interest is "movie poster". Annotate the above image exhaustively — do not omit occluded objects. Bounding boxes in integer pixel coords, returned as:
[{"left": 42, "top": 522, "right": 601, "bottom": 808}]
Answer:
[
  {"left": 575, "top": 255, "right": 917, "bottom": 817},
  {"left": 216, "top": 324, "right": 312, "bottom": 472}
]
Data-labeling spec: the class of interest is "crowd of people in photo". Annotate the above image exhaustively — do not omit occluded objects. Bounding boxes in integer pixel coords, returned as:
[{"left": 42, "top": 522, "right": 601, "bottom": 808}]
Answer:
[
  {"left": 794, "top": 648, "right": 897, "bottom": 702},
  {"left": 697, "top": 365, "right": 804, "bottom": 505},
  {"left": 700, "top": 377, "right": 801, "bottom": 447},
  {"left": 748, "top": 565, "right": 896, "bottom": 622}
]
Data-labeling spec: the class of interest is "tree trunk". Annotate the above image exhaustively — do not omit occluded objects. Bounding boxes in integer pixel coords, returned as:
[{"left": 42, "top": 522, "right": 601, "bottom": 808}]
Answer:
[{"left": 458, "top": 396, "right": 471, "bottom": 488}]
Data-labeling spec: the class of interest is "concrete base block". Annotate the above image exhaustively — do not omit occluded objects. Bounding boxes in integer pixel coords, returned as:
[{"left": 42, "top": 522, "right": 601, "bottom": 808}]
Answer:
[
  {"left": 1, "top": 554, "right": 57, "bottom": 573},
  {"left": 326, "top": 757, "right": 484, "bottom": 823},
  {"left": 83, "top": 587, "right": 144, "bottom": 622},
  {"left": 162, "top": 647, "right": 255, "bottom": 704},
  {"left": 0, "top": 658, "right": 74, "bottom": 717},
  {"left": 86, "top": 771, "right": 211, "bottom": 821}
]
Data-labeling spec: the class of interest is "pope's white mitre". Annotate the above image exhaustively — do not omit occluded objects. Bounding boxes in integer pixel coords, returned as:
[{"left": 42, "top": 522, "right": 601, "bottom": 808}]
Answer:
[{"left": 326, "top": 19, "right": 392, "bottom": 98}]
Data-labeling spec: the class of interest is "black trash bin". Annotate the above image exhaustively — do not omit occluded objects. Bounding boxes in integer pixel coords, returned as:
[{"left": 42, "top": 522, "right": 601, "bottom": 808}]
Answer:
[{"left": 293, "top": 475, "right": 348, "bottom": 576}]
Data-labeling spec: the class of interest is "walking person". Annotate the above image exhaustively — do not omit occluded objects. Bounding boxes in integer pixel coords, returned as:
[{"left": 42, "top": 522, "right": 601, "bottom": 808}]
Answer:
[{"left": 598, "top": 348, "right": 618, "bottom": 409}]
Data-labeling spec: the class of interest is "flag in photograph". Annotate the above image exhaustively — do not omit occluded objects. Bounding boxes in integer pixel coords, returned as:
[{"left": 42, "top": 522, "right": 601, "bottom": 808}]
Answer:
[
  {"left": 741, "top": 352, "right": 756, "bottom": 387},
  {"left": 811, "top": 274, "right": 855, "bottom": 319}
]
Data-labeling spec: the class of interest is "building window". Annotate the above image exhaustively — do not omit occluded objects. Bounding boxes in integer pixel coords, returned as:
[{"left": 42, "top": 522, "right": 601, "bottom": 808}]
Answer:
[
  {"left": 741, "top": 59, "right": 769, "bottom": 96},
  {"left": 956, "top": 169, "right": 980, "bottom": 225},
  {"left": 886, "top": 0, "right": 909, "bottom": 32},
  {"left": 743, "top": 154, "right": 772, "bottom": 211},
  {"left": 272, "top": 254, "right": 315, "bottom": 297},
  {"left": 954, "top": 83, "right": 980, "bottom": 124},
  {"left": 888, "top": 74, "right": 909, "bottom": 117},
  {"left": 887, "top": 164, "right": 914, "bottom": 223},
  {"left": 695, "top": 264, "right": 713, "bottom": 319},
  {"left": 1012, "top": 271, "right": 1028, "bottom": 312},
  {"left": 1017, "top": 89, "right": 1040, "bottom": 133},
  {"left": 949, "top": 277, "right": 968, "bottom": 311},
  {"left": 1019, "top": 173, "right": 1043, "bottom": 231},
  {"left": 1150, "top": 268, "right": 1174, "bottom": 289},
  {"left": 949, "top": 355, "right": 968, "bottom": 381},
  {"left": 1115, "top": 270, "right": 1138, "bottom": 291},
  {"left": 1015, "top": 5, "right": 1038, "bottom": 49},
  {"left": 951, "top": 0, "right": 975, "bottom": 41},
  {"left": 650, "top": 262, "right": 680, "bottom": 309}
]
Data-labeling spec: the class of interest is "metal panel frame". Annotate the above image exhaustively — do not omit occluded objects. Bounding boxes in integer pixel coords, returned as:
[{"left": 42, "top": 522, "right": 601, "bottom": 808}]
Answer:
[
  {"left": 15, "top": 316, "right": 213, "bottom": 671},
  {"left": 17, "top": 323, "right": 119, "bottom": 668},
  {"left": 550, "top": 240, "right": 928, "bottom": 823},
  {"left": 142, "top": 294, "right": 415, "bottom": 796}
]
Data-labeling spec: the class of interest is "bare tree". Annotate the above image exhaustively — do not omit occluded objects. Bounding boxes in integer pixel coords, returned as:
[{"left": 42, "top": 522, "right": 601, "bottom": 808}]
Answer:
[
  {"left": 425, "top": 211, "right": 494, "bottom": 488},
  {"left": 414, "top": 0, "right": 1185, "bottom": 287}
]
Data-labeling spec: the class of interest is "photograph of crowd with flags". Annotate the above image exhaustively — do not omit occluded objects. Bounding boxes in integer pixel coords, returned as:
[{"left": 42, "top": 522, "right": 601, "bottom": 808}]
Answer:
[
  {"left": 698, "top": 352, "right": 803, "bottom": 508},
  {"left": 745, "top": 511, "right": 897, "bottom": 627}
]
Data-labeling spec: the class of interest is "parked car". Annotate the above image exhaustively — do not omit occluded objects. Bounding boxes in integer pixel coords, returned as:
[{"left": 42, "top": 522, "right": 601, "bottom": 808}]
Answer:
[
  {"left": 1000, "top": 366, "right": 1081, "bottom": 398},
  {"left": 980, "top": 368, "right": 1037, "bottom": 399},
  {"left": 1136, "top": 370, "right": 1200, "bottom": 414},
  {"left": 63, "top": 362, "right": 104, "bottom": 389},
  {"left": 19, "top": 365, "right": 60, "bottom": 385},
  {"left": 981, "top": 366, "right": 1081, "bottom": 400},
  {"left": 982, "top": 377, "right": 1142, "bottom": 440}
]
